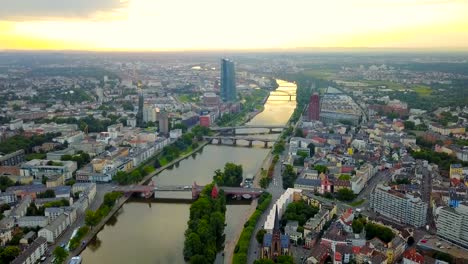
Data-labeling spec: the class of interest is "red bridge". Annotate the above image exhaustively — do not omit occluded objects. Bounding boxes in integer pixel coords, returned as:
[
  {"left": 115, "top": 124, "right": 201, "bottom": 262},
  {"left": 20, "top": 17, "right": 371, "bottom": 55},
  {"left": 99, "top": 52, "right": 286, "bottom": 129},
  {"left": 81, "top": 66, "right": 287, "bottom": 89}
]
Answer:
[{"left": 115, "top": 182, "right": 264, "bottom": 200}]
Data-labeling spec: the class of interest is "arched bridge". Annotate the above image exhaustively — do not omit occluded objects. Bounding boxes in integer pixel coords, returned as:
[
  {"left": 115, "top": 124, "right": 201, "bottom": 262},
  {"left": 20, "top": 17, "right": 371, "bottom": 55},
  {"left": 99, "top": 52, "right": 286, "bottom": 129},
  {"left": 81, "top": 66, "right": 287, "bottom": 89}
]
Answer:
[
  {"left": 211, "top": 125, "right": 286, "bottom": 135},
  {"left": 204, "top": 136, "right": 276, "bottom": 148},
  {"left": 115, "top": 182, "right": 264, "bottom": 200}
]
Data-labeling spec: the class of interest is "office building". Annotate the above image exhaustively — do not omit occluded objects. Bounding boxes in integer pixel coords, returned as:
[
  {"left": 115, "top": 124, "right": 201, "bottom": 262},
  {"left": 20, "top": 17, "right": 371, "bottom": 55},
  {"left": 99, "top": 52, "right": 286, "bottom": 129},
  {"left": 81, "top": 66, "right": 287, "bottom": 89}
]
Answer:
[
  {"left": 220, "top": 58, "right": 236, "bottom": 102},
  {"left": 370, "top": 184, "right": 427, "bottom": 227},
  {"left": 436, "top": 202, "right": 468, "bottom": 248},
  {"left": 308, "top": 93, "right": 320, "bottom": 121}
]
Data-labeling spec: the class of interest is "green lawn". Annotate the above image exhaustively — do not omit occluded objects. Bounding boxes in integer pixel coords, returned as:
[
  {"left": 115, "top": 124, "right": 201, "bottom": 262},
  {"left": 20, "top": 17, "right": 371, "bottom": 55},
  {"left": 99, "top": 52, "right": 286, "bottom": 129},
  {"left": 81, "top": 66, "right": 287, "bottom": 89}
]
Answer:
[
  {"left": 349, "top": 199, "right": 365, "bottom": 207},
  {"left": 363, "top": 80, "right": 406, "bottom": 90},
  {"left": 303, "top": 70, "right": 335, "bottom": 80},
  {"left": 178, "top": 94, "right": 199, "bottom": 103},
  {"left": 413, "top": 85, "right": 432, "bottom": 96}
]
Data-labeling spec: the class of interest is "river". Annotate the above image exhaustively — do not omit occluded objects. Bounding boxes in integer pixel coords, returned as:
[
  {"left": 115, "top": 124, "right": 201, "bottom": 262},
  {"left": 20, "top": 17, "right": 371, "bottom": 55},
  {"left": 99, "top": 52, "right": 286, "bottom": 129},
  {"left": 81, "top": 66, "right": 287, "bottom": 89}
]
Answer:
[{"left": 80, "top": 79, "right": 297, "bottom": 264}]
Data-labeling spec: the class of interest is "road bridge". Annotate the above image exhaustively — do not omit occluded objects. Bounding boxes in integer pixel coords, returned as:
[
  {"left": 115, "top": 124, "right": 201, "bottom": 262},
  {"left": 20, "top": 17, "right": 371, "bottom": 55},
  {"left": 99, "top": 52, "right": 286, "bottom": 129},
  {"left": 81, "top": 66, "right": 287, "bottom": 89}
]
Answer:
[
  {"left": 116, "top": 182, "right": 264, "bottom": 200},
  {"left": 203, "top": 136, "right": 276, "bottom": 148},
  {"left": 211, "top": 125, "right": 286, "bottom": 135}
]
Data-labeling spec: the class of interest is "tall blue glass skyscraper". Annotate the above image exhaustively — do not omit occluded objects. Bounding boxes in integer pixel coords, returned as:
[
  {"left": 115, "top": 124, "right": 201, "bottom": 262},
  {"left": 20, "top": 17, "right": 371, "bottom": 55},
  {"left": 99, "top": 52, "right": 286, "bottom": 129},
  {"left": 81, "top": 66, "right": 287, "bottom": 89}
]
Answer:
[{"left": 220, "top": 58, "right": 236, "bottom": 102}]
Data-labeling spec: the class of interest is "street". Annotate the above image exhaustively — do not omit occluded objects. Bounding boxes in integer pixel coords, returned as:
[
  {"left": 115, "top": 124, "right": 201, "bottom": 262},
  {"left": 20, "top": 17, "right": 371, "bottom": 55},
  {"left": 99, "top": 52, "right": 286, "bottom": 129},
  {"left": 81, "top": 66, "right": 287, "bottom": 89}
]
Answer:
[
  {"left": 247, "top": 148, "right": 287, "bottom": 264},
  {"left": 44, "top": 183, "right": 116, "bottom": 263}
]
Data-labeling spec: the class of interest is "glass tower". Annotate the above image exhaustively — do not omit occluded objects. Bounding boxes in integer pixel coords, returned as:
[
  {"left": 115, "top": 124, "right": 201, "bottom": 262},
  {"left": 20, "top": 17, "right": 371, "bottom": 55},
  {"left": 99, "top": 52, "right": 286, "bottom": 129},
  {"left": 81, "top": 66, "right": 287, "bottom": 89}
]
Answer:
[{"left": 220, "top": 58, "right": 236, "bottom": 102}]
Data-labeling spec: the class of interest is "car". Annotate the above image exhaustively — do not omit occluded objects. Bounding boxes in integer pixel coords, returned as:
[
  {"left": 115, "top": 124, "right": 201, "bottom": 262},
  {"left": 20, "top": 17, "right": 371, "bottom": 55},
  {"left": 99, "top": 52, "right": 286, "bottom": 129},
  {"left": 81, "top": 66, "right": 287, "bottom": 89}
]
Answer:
[
  {"left": 40, "top": 256, "right": 47, "bottom": 262},
  {"left": 60, "top": 243, "right": 66, "bottom": 248}
]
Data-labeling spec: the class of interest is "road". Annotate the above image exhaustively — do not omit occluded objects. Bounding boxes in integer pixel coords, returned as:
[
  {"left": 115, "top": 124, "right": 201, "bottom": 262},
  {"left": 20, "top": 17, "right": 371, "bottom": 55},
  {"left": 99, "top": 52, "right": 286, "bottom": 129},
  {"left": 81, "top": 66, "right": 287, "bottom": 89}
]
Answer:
[
  {"left": 247, "top": 147, "right": 287, "bottom": 264},
  {"left": 44, "top": 183, "right": 116, "bottom": 263},
  {"left": 355, "top": 169, "right": 393, "bottom": 209}
]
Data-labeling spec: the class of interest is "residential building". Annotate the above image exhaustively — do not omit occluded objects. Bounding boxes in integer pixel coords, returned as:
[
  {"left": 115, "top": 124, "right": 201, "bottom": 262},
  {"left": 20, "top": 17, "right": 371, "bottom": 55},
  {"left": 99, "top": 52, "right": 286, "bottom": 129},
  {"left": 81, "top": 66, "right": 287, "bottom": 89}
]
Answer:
[
  {"left": 170, "top": 129, "right": 183, "bottom": 139},
  {"left": 402, "top": 248, "right": 424, "bottom": 264},
  {"left": 436, "top": 202, "right": 468, "bottom": 248},
  {"left": 450, "top": 164, "right": 463, "bottom": 180},
  {"left": 45, "top": 208, "right": 64, "bottom": 222},
  {"left": 284, "top": 221, "right": 302, "bottom": 244},
  {"left": 136, "top": 92, "right": 144, "bottom": 127},
  {"left": 0, "top": 150, "right": 25, "bottom": 166},
  {"left": 220, "top": 58, "right": 236, "bottom": 102},
  {"left": 45, "top": 174, "right": 65, "bottom": 188},
  {"left": 0, "top": 192, "right": 17, "bottom": 204},
  {"left": 11, "top": 237, "right": 48, "bottom": 264},
  {"left": 17, "top": 216, "right": 49, "bottom": 228},
  {"left": 370, "top": 184, "right": 427, "bottom": 227},
  {"left": 10, "top": 196, "right": 32, "bottom": 220},
  {"left": 38, "top": 214, "right": 68, "bottom": 243},
  {"left": 428, "top": 123, "right": 465, "bottom": 136}
]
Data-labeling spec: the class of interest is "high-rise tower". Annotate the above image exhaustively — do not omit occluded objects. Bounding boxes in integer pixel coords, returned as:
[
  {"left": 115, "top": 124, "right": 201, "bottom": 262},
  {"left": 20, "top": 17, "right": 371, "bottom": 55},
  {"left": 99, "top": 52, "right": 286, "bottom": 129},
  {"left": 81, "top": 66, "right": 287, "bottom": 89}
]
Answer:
[
  {"left": 308, "top": 93, "right": 320, "bottom": 121},
  {"left": 220, "top": 58, "right": 236, "bottom": 102},
  {"left": 136, "top": 91, "right": 144, "bottom": 127}
]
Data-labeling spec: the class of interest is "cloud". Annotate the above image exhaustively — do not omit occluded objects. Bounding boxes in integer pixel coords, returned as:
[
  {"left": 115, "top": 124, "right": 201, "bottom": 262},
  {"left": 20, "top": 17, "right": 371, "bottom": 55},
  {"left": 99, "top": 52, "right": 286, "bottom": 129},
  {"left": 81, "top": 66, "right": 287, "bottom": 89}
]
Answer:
[{"left": 0, "top": 0, "right": 128, "bottom": 21}]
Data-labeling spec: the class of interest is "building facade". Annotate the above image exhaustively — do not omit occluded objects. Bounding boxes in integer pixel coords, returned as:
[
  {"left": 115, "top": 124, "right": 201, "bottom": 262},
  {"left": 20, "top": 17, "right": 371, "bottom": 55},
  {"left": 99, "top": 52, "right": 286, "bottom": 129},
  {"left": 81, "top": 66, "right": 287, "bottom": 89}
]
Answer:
[
  {"left": 220, "top": 58, "right": 236, "bottom": 102},
  {"left": 436, "top": 202, "right": 468, "bottom": 249},
  {"left": 308, "top": 93, "right": 320, "bottom": 121},
  {"left": 370, "top": 185, "right": 427, "bottom": 227}
]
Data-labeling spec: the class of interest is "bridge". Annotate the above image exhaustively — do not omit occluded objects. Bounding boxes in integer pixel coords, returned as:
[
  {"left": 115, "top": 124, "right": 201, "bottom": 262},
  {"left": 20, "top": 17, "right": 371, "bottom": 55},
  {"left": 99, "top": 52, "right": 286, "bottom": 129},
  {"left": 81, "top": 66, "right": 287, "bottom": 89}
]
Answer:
[
  {"left": 204, "top": 136, "right": 276, "bottom": 148},
  {"left": 269, "top": 90, "right": 297, "bottom": 101},
  {"left": 115, "top": 182, "right": 264, "bottom": 200},
  {"left": 211, "top": 125, "right": 286, "bottom": 135}
]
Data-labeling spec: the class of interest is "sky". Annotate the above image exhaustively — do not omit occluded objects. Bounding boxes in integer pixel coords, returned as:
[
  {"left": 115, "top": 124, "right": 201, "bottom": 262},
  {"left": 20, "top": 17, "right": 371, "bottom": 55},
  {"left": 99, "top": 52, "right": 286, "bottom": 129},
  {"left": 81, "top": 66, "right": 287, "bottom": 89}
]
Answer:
[{"left": 0, "top": 0, "right": 467, "bottom": 51}]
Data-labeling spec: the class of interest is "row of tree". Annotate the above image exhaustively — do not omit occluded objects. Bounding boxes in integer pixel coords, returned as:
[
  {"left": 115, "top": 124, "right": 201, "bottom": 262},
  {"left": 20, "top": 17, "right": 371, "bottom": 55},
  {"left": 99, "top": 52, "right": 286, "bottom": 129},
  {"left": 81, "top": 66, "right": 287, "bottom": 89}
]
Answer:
[
  {"left": 0, "top": 132, "right": 61, "bottom": 154},
  {"left": 282, "top": 164, "right": 298, "bottom": 189},
  {"left": 213, "top": 163, "right": 243, "bottom": 187},
  {"left": 183, "top": 184, "right": 226, "bottom": 264}
]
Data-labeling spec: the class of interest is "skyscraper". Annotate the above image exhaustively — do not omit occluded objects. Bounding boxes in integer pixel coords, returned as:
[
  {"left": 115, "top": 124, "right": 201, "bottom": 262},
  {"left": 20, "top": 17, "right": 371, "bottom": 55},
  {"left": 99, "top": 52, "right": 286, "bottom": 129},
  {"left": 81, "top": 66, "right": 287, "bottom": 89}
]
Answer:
[
  {"left": 308, "top": 93, "right": 320, "bottom": 121},
  {"left": 220, "top": 58, "right": 236, "bottom": 102},
  {"left": 136, "top": 92, "right": 144, "bottom": 127}
]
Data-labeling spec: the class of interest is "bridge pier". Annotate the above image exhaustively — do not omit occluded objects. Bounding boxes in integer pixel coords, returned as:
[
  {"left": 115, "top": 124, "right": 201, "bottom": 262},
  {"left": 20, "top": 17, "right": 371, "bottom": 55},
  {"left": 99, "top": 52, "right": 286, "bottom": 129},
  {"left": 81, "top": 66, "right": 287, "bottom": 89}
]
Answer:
[
  {"left": 233, "top": 138, "right": 237, "bottom": 146},
  {"left": 217, "top": 138, "right": 222, "bottom": 145},
  {"left": 248, "top": 140, "right": 253, "bottom": 147},
  {"left": 264, "top": 141, "right": 268, "bottom": 148}
]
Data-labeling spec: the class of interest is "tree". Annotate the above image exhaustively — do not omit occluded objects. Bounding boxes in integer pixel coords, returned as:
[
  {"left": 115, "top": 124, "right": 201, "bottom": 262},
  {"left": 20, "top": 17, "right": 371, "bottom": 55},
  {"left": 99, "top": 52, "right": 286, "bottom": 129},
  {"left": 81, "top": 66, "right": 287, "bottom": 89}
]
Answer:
[
  {"left": 85, "top": 210, "right": 100, "bottom": 226},
  {"left": 352, "top": 219, "right": 364, "bottom": 234},
  {"left": 53, "top": 246, "right": 68, "bottom": 264},
  {"left": 213, "top": 163, "right": 243, "bottom": 187},
  {"left": 294, "top": 128, "right": 304, "bottom": 137},
  {"left": 313, "top": 165, "right": 328, "bottom": 174},
  {"left": 256, "top": 229, "right": 267, "bottom": 244},
  {"left": 336, "top": 188, "right": 355, "bottom": 201},
  {"left": 0, "top": 176, "right": 15, "bottom": 192},
  {"left": 0, "top": 246, "right": 20, "bottom": 263},
  {"left": 403, "top": 121, "right": 415, "bottom": 130}
]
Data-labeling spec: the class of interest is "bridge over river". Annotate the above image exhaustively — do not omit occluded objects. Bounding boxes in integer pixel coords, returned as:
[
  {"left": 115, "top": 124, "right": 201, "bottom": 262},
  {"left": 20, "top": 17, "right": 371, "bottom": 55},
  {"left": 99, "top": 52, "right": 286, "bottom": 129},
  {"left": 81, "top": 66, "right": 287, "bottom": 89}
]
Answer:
[
  {"left": 115, "top": 182, "right": 264, "bottom": 200},
  {"left": 203, "top": 135, "right": 276, "bottom": 147},
  {"left": 210, "top": 125, "right": 286, "bottom": 135}
]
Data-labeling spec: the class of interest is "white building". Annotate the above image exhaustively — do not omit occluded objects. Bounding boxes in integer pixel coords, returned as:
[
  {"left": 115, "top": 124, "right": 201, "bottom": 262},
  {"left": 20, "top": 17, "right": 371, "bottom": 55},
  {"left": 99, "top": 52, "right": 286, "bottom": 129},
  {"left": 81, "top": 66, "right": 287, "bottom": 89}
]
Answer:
[
  {"left": 20, "top": 159, "right": 77, "bottom": 180},
  {"left": 264, "top": 188, "right": 301, "bottom": 232},
  {"left": 17, "top": 216, "right": 49, "bottom": 228},
  {"left": 11, "top": 237, "right": 48, "bottom": 264},
  {"left": 38, "top": 214, "right": 69, "bottom": 243},
  {"left": 170, "top": 129, "right": 183, "bottom": 139}
]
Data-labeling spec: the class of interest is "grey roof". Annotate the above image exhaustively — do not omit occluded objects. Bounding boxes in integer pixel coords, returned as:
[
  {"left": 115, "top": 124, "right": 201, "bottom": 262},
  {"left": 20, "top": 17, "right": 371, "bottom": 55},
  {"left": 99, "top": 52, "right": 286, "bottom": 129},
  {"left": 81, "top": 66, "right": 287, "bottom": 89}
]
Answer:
[
  {"left": 11, "top": 237, "right": 47, "bottom": 264},
  {"left": 41, "top": 214, "right": 67, "bottom": 232},
  {"left": 295, "top": 178, "right": 321, "bottom": 187}
]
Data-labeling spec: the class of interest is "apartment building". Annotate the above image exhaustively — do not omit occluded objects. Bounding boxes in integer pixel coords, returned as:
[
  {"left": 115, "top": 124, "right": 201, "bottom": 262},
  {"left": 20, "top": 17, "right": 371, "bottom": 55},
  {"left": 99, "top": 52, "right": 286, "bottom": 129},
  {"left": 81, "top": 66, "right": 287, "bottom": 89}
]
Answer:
[
  {"left": 370, "top": 184, "right": 427, "bottom": 227},
  {"left": 436, "top": 202, "right": 468, "bottom": 249}
]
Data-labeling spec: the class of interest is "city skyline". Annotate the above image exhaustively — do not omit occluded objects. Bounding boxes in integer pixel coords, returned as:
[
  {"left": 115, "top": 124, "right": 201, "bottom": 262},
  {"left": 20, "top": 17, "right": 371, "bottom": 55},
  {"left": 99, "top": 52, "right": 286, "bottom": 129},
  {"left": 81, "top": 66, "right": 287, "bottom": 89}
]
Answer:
[{"left": 1, "top": 0, "right": 468, "bottom": 51}]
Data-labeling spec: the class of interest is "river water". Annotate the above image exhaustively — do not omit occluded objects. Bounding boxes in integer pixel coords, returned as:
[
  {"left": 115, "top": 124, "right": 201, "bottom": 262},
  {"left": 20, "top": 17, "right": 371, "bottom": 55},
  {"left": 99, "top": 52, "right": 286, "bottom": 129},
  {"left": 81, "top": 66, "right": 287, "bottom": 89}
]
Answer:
[{"left": 80, "top": 80, "right": 296, "bottom": 264}]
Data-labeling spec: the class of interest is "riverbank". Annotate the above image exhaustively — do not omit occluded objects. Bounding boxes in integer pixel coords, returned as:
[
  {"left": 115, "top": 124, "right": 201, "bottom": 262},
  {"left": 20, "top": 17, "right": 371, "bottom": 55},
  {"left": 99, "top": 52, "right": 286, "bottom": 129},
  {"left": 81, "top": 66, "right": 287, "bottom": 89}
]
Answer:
[{"left": 65, "top": 141, "right": 210, "bottom": 262}]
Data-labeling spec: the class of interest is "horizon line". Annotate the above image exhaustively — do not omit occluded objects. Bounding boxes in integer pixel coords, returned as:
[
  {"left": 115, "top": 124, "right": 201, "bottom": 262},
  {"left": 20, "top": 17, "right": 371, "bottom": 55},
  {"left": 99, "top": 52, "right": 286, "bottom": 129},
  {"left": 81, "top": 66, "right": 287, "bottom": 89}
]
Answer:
[{"left": 2, "top": 46, "right": 468, "bottom": 54}]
